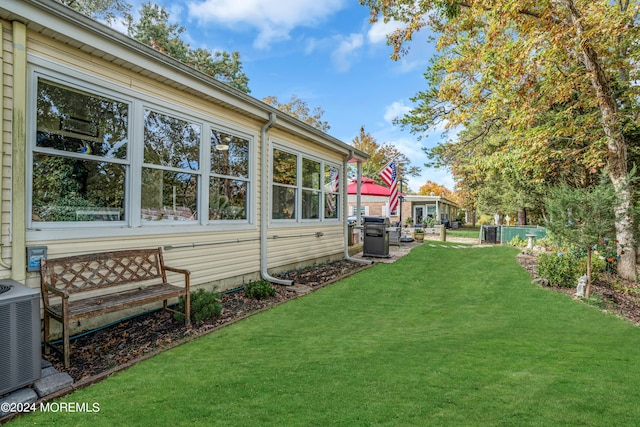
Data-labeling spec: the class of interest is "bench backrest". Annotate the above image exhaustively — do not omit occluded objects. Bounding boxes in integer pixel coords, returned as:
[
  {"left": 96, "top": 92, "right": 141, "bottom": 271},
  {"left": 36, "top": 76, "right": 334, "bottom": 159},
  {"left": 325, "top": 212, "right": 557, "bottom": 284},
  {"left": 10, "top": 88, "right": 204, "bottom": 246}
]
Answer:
[{"left": 40, "top": 247, "right": 167, "bottom": 294}]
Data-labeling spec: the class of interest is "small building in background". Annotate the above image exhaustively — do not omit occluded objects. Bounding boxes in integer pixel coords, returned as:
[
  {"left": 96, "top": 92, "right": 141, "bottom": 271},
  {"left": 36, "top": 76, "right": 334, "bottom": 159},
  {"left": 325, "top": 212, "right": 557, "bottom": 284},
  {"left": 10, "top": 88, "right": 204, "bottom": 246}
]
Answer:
[
  {"left": 347, "top": 177, "right": 414, "bottom": 223},
  {"left": 403, "top": 195, "right": 460, "bottom": 227},
  {"left": 347, "top": 179, "right": 459, "bottom": 226}
]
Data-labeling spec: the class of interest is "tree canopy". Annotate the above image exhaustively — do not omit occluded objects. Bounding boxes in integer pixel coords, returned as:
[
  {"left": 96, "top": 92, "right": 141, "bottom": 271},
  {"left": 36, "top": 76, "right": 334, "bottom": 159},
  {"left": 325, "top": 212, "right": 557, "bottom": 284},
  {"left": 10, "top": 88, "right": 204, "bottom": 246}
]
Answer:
[
  {"left": 262, "top": 95, "right": 330, "bottom": 132},
  {"left": 127, "top": 2, "right": 250, "bottom": 93},
  {"left": 57, "top": 0, "right": 131, "bottom": 24},
  {"left": 351, "top": 126, "right": 421, "bottom": 187},
  {"left": 59, "top": 0, "right": 250, "bottom": 93},
  {"left": 361, "top": 0, "right": 640, "bottom": 280},
  {"left": 418, "top": 180, "right": 451, "bottom": 197}
]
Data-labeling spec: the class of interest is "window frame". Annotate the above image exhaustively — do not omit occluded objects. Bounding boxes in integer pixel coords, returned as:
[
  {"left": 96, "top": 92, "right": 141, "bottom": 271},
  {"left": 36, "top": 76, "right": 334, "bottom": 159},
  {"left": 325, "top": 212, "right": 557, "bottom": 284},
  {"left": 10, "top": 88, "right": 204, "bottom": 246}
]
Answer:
[
  {"left": 323, "top": 163, "right": 341, "bottom": 220},
  {"left": 26, "top": 61, "right": 256, "bottom": 241},
  {"left": 270, "top": 144, "right": 342, "bottom": 225},
  {"left": 28, "top": 73, "right": 133, "bottom": 229},
  {"left": 208, "top": 128, "right": 253, "bottom": 223},
  {"left": 138, "top": 105, "right": 203, "bottom": 226}
]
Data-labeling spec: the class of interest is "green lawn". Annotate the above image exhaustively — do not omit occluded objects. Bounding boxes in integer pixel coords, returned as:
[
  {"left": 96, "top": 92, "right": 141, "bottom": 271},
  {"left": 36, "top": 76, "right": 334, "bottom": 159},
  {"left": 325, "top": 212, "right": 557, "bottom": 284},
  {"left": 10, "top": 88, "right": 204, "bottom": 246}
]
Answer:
[
  {"left": 446, "top": 226, "right": 481, "bottom": 239},
  {"left": 12, "top": 244, "right": 640, "bottom": 426}
]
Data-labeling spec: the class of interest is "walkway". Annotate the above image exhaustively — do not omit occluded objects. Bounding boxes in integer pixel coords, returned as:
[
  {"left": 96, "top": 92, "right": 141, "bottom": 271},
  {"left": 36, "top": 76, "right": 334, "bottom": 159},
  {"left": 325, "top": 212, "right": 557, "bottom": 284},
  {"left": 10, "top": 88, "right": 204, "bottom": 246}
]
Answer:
[{"left": 350, "top": 235, "right": 489, "bottom": 264}]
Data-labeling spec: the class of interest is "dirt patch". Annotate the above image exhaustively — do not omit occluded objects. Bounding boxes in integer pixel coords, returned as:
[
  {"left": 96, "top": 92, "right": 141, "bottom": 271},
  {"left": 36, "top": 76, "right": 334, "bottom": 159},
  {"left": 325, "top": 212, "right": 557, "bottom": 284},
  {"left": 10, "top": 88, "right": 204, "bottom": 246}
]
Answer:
[{"left": 44, "top": 260, "right": 369, "bottom": 382}]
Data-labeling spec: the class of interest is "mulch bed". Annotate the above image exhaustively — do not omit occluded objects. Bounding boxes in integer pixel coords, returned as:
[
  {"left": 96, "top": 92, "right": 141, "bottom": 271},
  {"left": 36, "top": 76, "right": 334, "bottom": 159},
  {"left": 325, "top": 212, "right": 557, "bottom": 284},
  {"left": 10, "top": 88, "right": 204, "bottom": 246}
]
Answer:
[
  {"left": 517, "top": 252, "right": 640, "bottom": 325},
  {"left": 43, "top": 260, "right": 369, "bottom": 381}
]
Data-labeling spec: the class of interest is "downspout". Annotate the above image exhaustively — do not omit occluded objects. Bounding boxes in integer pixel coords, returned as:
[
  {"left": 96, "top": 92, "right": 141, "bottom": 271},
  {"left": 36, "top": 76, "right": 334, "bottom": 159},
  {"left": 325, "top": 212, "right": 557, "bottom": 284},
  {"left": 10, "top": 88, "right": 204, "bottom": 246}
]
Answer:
[
  {"left": 0, "top": 23, "right": 11, "bottom": 271},
  {"left": 11, "top": 21, "right": 27, "bottom": 281},
  {"left": 344, "top": 150, "right": 372, "bottom": 265},
  {"left": 260, "top": 112, "right": 293, "bottom": 285},
  {"left": 356, "top": 157, "right": 362, "bottom": 225}
]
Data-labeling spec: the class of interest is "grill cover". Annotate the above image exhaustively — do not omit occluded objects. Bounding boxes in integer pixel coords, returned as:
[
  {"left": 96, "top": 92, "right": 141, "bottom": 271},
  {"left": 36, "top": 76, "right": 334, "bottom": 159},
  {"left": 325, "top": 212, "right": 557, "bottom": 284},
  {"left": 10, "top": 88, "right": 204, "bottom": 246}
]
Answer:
[{"left": 363, "top": 217, "right": 390, "bottom": 257}]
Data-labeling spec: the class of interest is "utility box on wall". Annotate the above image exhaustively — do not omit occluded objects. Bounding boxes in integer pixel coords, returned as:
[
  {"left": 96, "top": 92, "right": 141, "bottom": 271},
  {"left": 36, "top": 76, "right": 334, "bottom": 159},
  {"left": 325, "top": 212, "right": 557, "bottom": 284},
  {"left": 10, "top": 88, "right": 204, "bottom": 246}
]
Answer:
[{"left": 26, "top": 246, "right": 47, "bottom": 272}]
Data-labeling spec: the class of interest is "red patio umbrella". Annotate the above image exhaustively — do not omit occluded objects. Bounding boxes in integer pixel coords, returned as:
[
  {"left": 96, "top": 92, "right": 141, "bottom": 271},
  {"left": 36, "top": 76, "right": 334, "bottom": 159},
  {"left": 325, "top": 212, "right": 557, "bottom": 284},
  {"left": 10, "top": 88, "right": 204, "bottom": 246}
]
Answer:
[{"left": 347, "top": 177, "right": 400, "bottom": 197}]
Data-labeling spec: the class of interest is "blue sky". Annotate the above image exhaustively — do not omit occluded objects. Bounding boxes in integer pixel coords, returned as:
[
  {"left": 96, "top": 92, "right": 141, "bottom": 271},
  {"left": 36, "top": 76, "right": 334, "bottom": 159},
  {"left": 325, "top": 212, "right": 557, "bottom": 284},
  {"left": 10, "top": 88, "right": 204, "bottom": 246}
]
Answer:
[{"left": 118, "top": 0, "right": 454, "bottom": 192}]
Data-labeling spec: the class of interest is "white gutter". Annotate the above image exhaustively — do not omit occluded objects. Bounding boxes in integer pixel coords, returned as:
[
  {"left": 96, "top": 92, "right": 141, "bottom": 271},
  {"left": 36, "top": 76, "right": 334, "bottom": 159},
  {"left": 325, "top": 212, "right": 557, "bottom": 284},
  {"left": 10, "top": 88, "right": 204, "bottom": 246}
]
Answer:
[
  {"left": 344, "top": 150, "right": 372, "bottom": 265},
  {"left": 260, "top": 112, "right": 294, "bottom": 285}
]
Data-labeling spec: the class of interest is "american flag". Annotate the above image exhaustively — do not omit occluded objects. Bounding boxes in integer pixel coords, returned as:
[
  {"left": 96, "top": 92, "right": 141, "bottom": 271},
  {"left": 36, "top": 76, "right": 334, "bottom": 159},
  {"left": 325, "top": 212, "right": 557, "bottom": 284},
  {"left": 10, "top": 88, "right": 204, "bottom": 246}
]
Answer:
[{"left": 379, "top": 160, "right": 399, "bottom": 214}]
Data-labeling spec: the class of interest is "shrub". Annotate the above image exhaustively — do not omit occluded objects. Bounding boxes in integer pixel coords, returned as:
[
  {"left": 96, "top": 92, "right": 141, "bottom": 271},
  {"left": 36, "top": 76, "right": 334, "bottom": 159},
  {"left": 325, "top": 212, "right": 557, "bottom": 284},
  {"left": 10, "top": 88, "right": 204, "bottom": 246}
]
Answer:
[
  {"left": 534, "top": 237, "right": 555, "bottom": 250},
  {"left": 577, "top": 256, "right": 606, "bottom": 283},
  {"left": 536, "top": 252, "right": 582, "bottom": 287},
  {"left": 536, "top": 252, "right": 606, "bottom": 287},
  {"left": 174, "top": 288, "right": 222, "bottom": 324},
  {"left": 477, "top": 214, "right": 494, "bottom": 225},
  {"left": 245, "top": 280, "right": 276, "bottom": 300},
  {"left": 423, "top": 216, "right": 436, "bottom": 228},
  {"left": 508, "top": 236, "right": 527, "bottom": 247}
]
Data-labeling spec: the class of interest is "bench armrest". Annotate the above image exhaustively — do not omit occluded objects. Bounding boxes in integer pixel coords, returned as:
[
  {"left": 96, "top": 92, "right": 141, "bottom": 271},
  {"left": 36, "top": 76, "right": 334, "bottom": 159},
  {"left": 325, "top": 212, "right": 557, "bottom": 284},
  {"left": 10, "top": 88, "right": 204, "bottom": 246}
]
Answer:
[
  {"left": 42, "top": 283, "right": 69, "bottom": 299},
  {"left": 40, "top": 283, "right": 69, "bottom": 311},
  {"left": 163, "top": 265, "right": 191, "bottom": 291}
]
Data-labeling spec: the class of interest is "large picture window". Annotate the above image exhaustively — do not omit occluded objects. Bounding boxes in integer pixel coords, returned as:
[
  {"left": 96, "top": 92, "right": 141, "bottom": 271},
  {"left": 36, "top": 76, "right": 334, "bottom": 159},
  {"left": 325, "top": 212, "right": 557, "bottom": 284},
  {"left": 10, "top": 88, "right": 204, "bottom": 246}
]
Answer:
[
  {"left": 271, "top": 147, "right": 341, "bottom": 222},
  {"left": 272, "top": 149, "right": 297, "bottom": 220},
  {"left": 324, "top": 164, "right": 340, "bottom": 219},
  {"left": 30, "top": 74, "right": 255, "bottom": 233},
  {"left": 33, "top": 79, "right": 129, "bottom": 222},
  {"left": 209, "top": 131, "right": 250, "bottom": 220},
  {"left": 301, "top": 158, "right": 320, "bottom": 220},
  {"left": 141, "top": 109, "right": 200, "bottom": 222}
]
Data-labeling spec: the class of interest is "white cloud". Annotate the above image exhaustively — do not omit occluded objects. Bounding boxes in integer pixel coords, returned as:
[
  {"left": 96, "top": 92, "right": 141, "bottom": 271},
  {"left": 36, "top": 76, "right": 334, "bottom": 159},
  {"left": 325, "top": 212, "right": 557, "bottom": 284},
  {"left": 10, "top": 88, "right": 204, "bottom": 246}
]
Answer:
[
  {"left": 188, "top": 0, "right": 346, "bottom": 49},
  {"left": 331, "top": 34, "right": 364, "bottom": 72},
  {"left": 367, "top": 19, "right": 404, "bottom": 45},
  {"left": 108, "top": 18, "right": 128, "bottom": 35},
  {"left": 383, "top": 100, "right": 412, "bottom": 124}
]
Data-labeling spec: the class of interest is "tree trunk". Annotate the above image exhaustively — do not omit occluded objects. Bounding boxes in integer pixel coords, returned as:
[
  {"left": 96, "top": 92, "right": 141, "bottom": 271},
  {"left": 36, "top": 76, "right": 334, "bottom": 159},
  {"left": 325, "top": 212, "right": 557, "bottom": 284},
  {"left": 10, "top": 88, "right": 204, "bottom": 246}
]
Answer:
[
  {"left": 562, "top": 0, "right": 637, "bottom": 281},
  {"left": 518, "top": 208, "right": 526, "bottom": 226},
  {"left": 586, "top": 247, "right": 592, "bottom": 298}
]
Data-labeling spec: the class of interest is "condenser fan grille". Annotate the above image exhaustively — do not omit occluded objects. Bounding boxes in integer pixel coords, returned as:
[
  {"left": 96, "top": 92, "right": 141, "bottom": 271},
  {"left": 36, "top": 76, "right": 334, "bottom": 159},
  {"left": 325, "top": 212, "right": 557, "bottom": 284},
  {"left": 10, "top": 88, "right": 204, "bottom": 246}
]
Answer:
[{"left": 0, "top": 280, "right": 41, "bottom": 396}]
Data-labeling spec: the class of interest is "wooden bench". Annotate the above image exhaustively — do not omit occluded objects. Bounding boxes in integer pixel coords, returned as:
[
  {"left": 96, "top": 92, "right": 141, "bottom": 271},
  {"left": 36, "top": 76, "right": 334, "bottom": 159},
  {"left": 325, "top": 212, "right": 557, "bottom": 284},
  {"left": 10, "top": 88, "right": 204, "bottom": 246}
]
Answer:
[{"left": 40, "top": 247, "right": 191, "bottom": 368}]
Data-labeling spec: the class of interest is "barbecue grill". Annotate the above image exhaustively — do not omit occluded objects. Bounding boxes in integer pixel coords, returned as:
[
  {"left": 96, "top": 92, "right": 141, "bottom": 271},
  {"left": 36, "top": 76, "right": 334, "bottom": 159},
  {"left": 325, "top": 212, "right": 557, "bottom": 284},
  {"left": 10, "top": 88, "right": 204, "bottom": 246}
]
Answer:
[{"left": 362, "top": 216, "right": 390, "bottom": 257}]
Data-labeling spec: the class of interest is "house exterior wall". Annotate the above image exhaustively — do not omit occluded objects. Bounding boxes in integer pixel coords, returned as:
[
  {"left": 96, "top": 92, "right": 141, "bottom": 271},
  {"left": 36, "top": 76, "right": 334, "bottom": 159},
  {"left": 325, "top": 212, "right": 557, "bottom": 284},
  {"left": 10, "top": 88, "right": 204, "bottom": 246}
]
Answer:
[{"left": 0, "top": 0, "right": 365, "bottom": 336}]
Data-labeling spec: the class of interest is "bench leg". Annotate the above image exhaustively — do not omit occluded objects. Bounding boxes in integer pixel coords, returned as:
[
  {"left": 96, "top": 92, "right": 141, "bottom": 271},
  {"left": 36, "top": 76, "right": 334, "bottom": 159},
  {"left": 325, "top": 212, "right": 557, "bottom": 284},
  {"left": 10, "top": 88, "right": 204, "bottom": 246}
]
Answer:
[
  {"left": 63, "top": 320, "right": 70, "bottom": 369},
  {"left": 184, "top": 292, "right": 191, "bottom": 326},
  {"left": 43, "top": 312, "right": 50, "bottom": 355}
]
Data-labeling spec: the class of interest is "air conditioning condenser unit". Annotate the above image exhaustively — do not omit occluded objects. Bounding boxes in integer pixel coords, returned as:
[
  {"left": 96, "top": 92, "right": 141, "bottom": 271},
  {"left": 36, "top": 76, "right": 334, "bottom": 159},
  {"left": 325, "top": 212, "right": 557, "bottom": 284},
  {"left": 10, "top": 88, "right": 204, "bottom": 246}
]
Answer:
[{"left": 0, "top": 279, "right": 41, "bottom": 396}]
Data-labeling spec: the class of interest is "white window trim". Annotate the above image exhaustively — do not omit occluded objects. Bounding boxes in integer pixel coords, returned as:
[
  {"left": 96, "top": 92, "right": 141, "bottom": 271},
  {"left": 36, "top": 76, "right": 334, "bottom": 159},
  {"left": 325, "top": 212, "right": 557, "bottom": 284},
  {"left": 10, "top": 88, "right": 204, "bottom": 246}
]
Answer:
[
  {"left": 26, "top": 58, "right": 257, "bottom": 241},
  {"left": 270, "top": 143, "right": 342, "bottom": 227}
]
